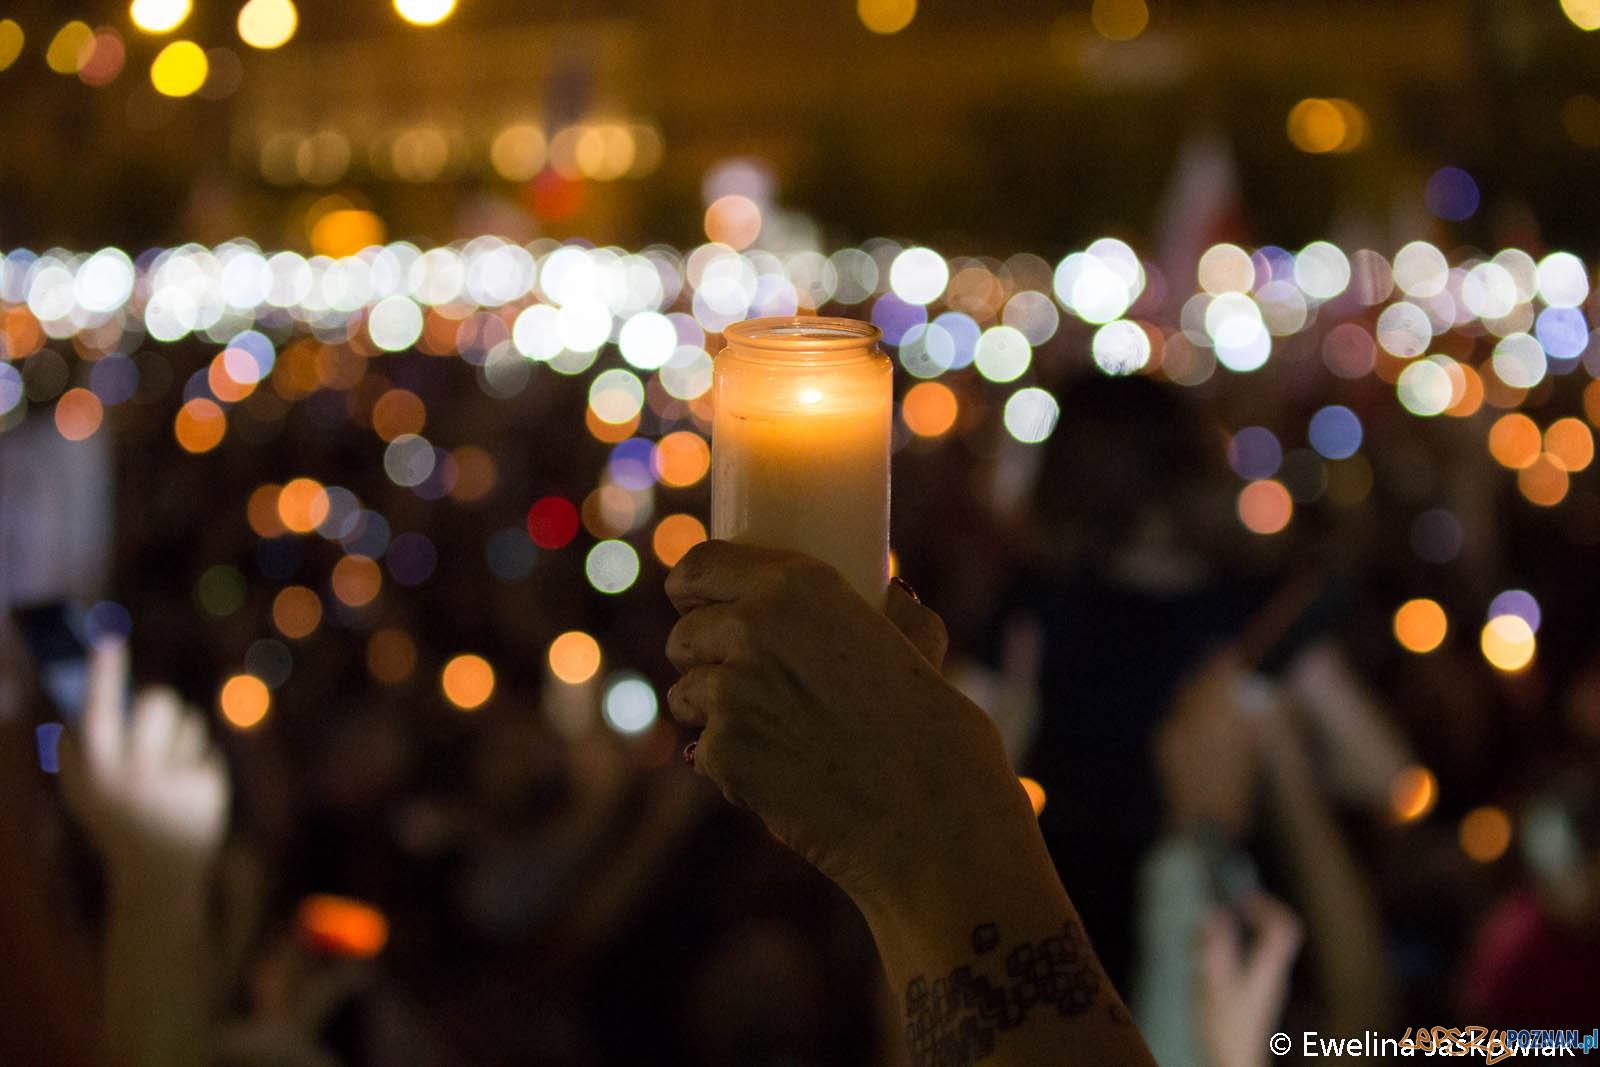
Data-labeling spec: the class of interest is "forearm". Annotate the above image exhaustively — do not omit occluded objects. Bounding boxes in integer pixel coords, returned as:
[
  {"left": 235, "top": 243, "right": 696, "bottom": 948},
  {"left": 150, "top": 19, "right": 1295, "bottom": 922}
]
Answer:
[
  {"left": 105, "top": 876, "right": 213, "bottom": 1067},
  {"left": 852, "top": 806, "right": 1157, "bottom": 1067}
]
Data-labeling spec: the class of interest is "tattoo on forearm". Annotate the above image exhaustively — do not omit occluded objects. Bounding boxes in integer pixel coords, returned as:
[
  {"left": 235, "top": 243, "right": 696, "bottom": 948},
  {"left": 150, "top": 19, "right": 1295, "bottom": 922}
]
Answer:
[{"left": 904, "top": 921, "right": 1102, "bottom": 1065}]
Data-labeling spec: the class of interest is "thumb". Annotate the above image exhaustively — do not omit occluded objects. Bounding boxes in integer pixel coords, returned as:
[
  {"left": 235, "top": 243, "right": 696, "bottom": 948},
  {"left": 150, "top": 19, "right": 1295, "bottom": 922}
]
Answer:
[{"left": 887, "top": 578, "right": 948, "bottom": 671}]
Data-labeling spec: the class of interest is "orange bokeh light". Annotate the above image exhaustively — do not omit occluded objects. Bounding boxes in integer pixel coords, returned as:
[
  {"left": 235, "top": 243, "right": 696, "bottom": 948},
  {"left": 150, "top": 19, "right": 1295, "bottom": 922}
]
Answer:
[
  {"left": 208, "top": 352, "right": 256, "bottom": 402},
  {"left": 272, "top": 585, "right": 322, "bottom": 639},
  {"left": 449, "top": 445, "right": 497, "bottom": 501},
  {"left": 1444, "top": 363, "right": 1484, "bottom": 418},
  {"left": 1236, "top": 479, "right": 1293, "bottom": 535},
  {"left": 652, "top": 513, "right": 707, "bottom": 567},
  {"left": 1020, "top": 776, "right": 1047, "bottom": 816},
  {"left": 219, "top": 673, "right": 270, "bottom": 729},
  {"left": 1393, "top": 598, "right": 1448, "bottom": 654},
  {"left": 371, "top": 388, "right": 425, "bottom": 441},
  {"left": 902, "top": 381, "right": 959, "bottom": 437},
  {"left": 246, "top": 484, "right": 287, "bottom": 537},
  {"left": 277, "top": 477, "right": 330, "bottom": 533},
  {"left": 366, "top": 628, "right": 417, "bottom": 684},
  {"left": 441, "top": 653, "right": 495, "bottom": 710},
  {"left": 1545, "top": 416, "right": 1594, "bottom": 472},
  {"left": 548, "top": 630, "right": 601, "bottom": 685},
  {"left": 1459, "top": 806, "right": 1513, "bottom": 863},
  {"left": 1585, "top": 380, "right": 1600, "bottom": 429},
  {"left": 703, "top": 195, "right": 762, "bottom": 250},
  {"left": 297, "top": 894, "right": 389, "bottom": 958},
  {"left": 174, "top": 397, "right": 226, "bottom": 453},
  {"left": 54, "top": 387, "right": 103, "bottom": 441},
  {"left": 585, "top": 406, "right": 639, "bottom": 443},
  {"left": 1488, "top": 412, "right": 1541, "bottom": 470},
  {"left": 653, "top": 431, "right": 711, "bottom": 488},
  {"left": 1389, "top": 765, "right": 1438, "bottom": 823},
  {"left": 1517, "top": 454, "right": 1570, "bottom": 507},
  {"left": 331, "top": 554, "right": 382, "bottom": 607}
]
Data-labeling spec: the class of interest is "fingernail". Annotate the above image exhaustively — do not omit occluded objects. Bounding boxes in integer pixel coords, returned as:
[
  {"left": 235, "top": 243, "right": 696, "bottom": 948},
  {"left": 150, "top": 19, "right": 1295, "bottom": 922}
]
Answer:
[
  {"left": 681, "top": 741, "right": 697, "bottom": 767},
  {"left": 890, "top": 576, "right": 921, "bottom": 604}
]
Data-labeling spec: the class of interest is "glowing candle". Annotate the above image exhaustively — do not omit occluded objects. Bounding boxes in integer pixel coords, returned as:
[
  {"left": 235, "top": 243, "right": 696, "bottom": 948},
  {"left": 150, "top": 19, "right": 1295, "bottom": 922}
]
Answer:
[{"left": 713, "top": 317, "right": 892, "bottom": 605}]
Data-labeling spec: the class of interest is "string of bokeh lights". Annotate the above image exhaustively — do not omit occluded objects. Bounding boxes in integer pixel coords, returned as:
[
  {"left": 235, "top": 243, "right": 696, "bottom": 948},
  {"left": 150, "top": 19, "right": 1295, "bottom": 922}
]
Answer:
[{"left": 5, "top": 234, "right": 1597, "bottom": 748}]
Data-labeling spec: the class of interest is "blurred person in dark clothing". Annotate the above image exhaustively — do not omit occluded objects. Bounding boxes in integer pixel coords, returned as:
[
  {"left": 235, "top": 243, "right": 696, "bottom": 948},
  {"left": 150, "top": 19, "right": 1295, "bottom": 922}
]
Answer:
[
  {"left": 956, "top": 374, "right": 1407, "bottom": 994},
  {"left": 957, "top": 375, "right": 1270, "bottom": 988}
]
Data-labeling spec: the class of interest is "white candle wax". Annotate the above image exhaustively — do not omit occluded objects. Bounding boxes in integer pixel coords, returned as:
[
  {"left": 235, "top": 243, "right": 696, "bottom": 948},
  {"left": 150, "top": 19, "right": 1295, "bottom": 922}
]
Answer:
[{"left": 712, "top": 318, "right": 892, "bottom": 605}]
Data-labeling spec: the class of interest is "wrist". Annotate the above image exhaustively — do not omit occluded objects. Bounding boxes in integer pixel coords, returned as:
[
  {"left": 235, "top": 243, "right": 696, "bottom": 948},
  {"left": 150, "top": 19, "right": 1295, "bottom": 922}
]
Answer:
[{"left": 846, "top": 783, "right": 1056, "bottom": 943}]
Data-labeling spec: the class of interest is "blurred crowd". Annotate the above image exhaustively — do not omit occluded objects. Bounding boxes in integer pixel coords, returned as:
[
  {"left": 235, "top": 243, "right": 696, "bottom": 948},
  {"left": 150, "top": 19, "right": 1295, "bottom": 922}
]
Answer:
[{"left": 2, "top": 315, "right": 1599, "bottom": 1065}]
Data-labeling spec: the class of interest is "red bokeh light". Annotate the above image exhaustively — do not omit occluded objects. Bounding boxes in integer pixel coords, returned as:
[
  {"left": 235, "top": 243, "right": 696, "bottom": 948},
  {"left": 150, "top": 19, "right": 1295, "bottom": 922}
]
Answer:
[{"left": 527, "top": 495, "right": 580, "bottom": 549}]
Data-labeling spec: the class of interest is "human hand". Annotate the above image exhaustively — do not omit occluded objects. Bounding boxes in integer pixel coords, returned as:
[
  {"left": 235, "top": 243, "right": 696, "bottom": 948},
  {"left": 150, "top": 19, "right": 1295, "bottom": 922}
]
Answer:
[
  {"left": 1157, "top": 649, "right": 1267, "bottom": 839},
  {"left": 1198, "top": 893, "right": 1303, "bottom": 1067},
  {"left": 665, "top": 541, "right": 1027, "bottom": 907},
  {"left": 59, "top": 641, "right": 230, "bottom": 892}
]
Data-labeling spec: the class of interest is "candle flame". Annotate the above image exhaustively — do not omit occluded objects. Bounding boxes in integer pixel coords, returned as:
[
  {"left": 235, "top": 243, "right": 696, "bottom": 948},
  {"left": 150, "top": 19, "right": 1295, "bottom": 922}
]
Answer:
[{"left": 798, "top": 387, "right": 825, "bottom": 405}]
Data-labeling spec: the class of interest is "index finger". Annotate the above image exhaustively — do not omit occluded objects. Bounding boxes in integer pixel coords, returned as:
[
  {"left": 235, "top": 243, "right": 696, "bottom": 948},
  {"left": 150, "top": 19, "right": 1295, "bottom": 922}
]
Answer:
[
  {"left": 82, "top": 639, "right": 128, "bottom": 769},
  {"left": 664, "top": 540, "right": 803, "bottom": 612}
]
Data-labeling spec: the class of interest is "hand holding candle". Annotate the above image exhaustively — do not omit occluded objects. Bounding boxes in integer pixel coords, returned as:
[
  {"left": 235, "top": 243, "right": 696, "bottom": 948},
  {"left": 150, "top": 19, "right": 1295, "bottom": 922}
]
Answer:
[{"left": 711, "top": 317, "right": 892, "bottom": 606}]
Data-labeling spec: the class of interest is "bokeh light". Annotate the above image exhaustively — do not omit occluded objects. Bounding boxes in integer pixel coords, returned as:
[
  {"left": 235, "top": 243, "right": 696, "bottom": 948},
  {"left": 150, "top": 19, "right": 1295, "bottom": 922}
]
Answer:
[
  {"left": 130, "top": 0, "right": 191, "bottom": 34},
  {"left": 491, "top": 124, "right": 547, "bottom": 182},
  {"left": 174, "top": 397, "right": 226, "bottom": 453},
  {"left": 1425, "top": 166, "right": 1479, "bottom": 221},
  {"left": 653, "top": 431, "right": 711, "bottom": 488},
  {"left": 1545, "top": 417, "right": 1594, "bottom": 471},
  {"left": 602, "top": 674, "right": 659, "bottom": 736},
  {"left": 197, "top": 564, "right": 248, "bottom": 617},
  {"left": 902, "top": 381, "right": 959, "bottom": 437},
  {"left": 1020, "top": 776, "right": 1047, "bottom": 816},
  {"left": 367, "top": 629, "right": 417, "bottom": 684},
  {"left": 586, "top": 539, "right": 640, "bottom": 594},
  {"left": 1517, "top": 454, "right": 1569, "bottom": 507},
  {"left": 219, "top": 673, "right": 270, "bottom": 729},
  {"left": 1090, "top": 0, "right": 1148, "bottom": 40},
  {"left": 1002, "top": 387, "right": 1059, "bottom": 444},
  {"left": 54, "top": 388, "right": 104, "bottom": 442},
  {"left": 1308, "top": 405, "right": 1362, "bottom": 460},
  {"left": 394, "top": 0, "right": 457, "bottom": 27},
  {"left": 237, "top": 0, "right": 297, "bottom": 49},
  {"left": 278, "top": 477, "right": 330, "bottom": 533},
  {"left": 0, "top": 20, "right": 23, "bottom": 73},
  {"left": 149, "top": 40, "right": 208, "bottom": 97},
  {"left": 46, "top": 22, "right": 94, "bottom": 75},
  {"left": 1480, "top": 615, "right": 1536, "bottom": 673},
  {"left": 272, "top": 585, "right": 322, "bottom": 639},
  {"left": 331, "top": 554, "right": 382, "bottom": 607},
  {"left": 1236, "top": 479, "right": 1293, "bottom": 535},
  {"left": 703, "top": 196, "right": 762, "bottom": 250},
  {"left": 1564, "top": 0, "right": 1600, "bottom": 30},
  {"left": 1286, "top": 98, "right": 1367, "bottom": 155},
  {"left": 298, "top": 895, "right": 389, "bottom": 958},
  {"left": 858, "top": 0, "right": 916, "bottom": 34},
  {"left": 549, "top": 631, "right": 602, "bottom": 685},
  {"left": 1389, "top": 765, "right": 1438, "bottom": 823},
  {"left": 441, "top": 653, "right": 494, "bottom": 710},
  {"left": 652, "top": 513, "right": 706, "bottom": 567},
  {"left": 1459, "top": 806, "right": 1513, "bottom": 863},
  {"left": 1393, "top": 598, "right": 1448, "bottom": 654},
  {"left": 528, "top": 496, "right": 580, "bottom": 549}
]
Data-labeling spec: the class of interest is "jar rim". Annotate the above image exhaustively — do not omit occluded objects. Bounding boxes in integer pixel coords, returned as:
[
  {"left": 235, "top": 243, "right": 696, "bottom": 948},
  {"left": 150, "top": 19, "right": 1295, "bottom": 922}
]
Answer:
[{"left": 722, "top": 316, "right": 883, "bottom": 357}]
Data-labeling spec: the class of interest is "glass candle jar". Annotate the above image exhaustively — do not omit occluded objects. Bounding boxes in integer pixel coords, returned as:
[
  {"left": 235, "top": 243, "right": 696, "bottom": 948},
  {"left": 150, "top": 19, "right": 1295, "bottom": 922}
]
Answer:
[{"left": 712, "top": 317, "right": 892, "bottom": 606}]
